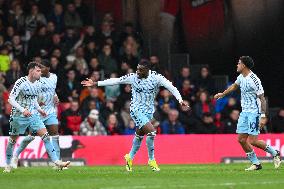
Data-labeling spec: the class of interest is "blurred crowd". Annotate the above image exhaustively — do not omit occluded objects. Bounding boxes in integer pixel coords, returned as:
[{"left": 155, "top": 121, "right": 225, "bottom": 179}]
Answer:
[{"left": 0, "top": 1, "right": 283, "bottom": 136}]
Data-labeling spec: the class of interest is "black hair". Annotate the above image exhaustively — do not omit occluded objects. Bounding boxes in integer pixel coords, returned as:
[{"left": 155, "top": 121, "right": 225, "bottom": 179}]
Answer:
[
  {"left": 138, "top": 59, "right": 151, "bottom": 69},
  {"left": 27, "top": 61, "right": 42, "bottom": 71},
  {"left": 240, "top": 56, "right": 254, "bottom": 69},
  {"left": 41, "top": 59, "right": 50, "bottom": 67}
]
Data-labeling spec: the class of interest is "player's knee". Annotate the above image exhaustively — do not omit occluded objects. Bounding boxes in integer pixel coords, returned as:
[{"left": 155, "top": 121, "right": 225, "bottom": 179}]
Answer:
[
  {"left": 8, "top": 137, "right": 17, "bottom": 144},
  {"left": 238, "top": 137, "right": 247, "bottom": 145},
  {"left": 147, "top": 131, "right": 156, "bottom": 137},
  {"left": 26, "top": 135, "right": 35, "bottom": 142},
  {"left": 41, "top": 132, "right": 50, "bottom": 141},
  {"left": 248, "top": 139, "right": 258, "bottom": 146},
  {"left": 134, "top": 132, "right": 144, "bottom": 141}
]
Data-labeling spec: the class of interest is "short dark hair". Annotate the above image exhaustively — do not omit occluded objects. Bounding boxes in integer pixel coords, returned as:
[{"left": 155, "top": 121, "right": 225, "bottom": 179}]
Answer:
[
  {"left": 41, "top": 59, "right": 51, "bottom": 67},
  {"left": 138, "top": 59, "right": 151, "bottom": 69},
  {"left": 27, "top": 62, "right": 42, "bottom": 71},
  {"left": 240, "top": 56, "right": 254, "bottom": 69}
]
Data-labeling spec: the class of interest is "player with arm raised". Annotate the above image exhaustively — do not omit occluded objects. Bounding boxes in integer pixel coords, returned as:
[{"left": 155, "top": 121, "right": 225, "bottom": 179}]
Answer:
[
  {"left": 81, "top": 59, "right": 189, "bottom": 172},
  {"left": 214, "top": 56, "right": 281, "bottom": 171},
  {"left": 3, "top": 62, "right": 70, "bottom": 173},
  {"left": 11, "top": 60, "right": 62, "bottom": 169}
]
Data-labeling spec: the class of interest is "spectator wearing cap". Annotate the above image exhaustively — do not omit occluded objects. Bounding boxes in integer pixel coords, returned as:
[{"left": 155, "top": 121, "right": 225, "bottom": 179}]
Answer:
[{"left": 80, "top": 109, "right": 106, "bottom": 136}]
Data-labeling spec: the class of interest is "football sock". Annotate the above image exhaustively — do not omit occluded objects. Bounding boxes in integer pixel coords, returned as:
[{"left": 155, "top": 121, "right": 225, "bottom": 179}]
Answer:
[
  {"left": 15, "top": 135, "right": 35, "bottom": 157},
  {"left": 129, "top": 133, "right": 144, "bottom": 160},
  {"left": 246, "top": 150, "right": 260, "bottom": 165},
  {"left": 264, "top": 144, "right": 277, "bottom": 156}
]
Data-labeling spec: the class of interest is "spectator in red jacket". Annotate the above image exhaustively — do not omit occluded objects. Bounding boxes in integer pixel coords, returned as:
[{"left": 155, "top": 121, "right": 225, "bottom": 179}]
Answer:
[{"left": 60, "top": 99, "right": 82, "bottom": 135}]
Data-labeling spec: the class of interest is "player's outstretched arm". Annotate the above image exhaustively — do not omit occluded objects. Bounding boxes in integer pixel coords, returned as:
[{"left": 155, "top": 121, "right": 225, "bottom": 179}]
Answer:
[
  {"left": 81, "top": 74, "right": 134, "bottom": 87},
  {"left": 214, "top": 83, "right": 239, "bottom": 100},
  {"left": 81, "top": 78, "right": 97, "bottom": 87},
  {"left": 158, "top": 74, "right": 190, "bottom": 111}
]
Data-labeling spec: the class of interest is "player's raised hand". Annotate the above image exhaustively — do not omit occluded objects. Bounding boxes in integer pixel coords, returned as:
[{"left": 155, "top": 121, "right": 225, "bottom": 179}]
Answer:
[
  {"left": 81, "top": 78, "right": 96, "bottom": 87},
  {"left": 23, "top": 109, "right": 32, "bottom": 117},
  {"left": 214, "top": 93, "right": 225, "bottom": 100},
  {"left": 38, "top": 109, "right": 47, "bottom": 117},
  {"left": 180, "top": 100, "right": 191, "bottom": 111}
]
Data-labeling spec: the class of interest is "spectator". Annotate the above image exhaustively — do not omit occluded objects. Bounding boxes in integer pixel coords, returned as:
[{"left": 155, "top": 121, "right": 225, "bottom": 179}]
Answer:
[
  {"left": 98, "top": 21, "right": 116, "bottom": 45},
  {"left": 155, "top": 103, "right": 171, "bottom": 122},
  {"left": 194, "top": 113, "right": 218, "bottom": 134},
  {"left": 58, "top": 69, "right": 81, "bottom": 102},
  {"left": 89, "top": 57, "right": 103, "bottom": 73},
  {"left": 46, "top": 21, "right": 56, "bottom": 37},
  {"left": 60, "top": 99, "right": 82, "bottom": 135},
  {"left": 11, "top": 34, "right": 24, "bottom": 62},
  {"left": 74, "top": 0, "right": 91, "bottom": 25},
  {"left": 195, "top": 65, "right": 215, "bottom": 95},
  {"left": 98, "top": 43, "right": 118, "bottom": 77},
  {"left": 160, "top": 109, "right": 185, "bottom": 134},
  {"left": 64, "top": 2, "right": 83, "bottom": 29},
  {"left": 158, "top": 89, "right": 177, "bottom": 110},
  {"left": 49, "top": 56, "right": 65, "bottom": 80},
  {"left": 74, "top": 46, "right": 88, "bottom": 79},
  {"left": 118, "top": 22, "right": 142, "bottom": 46},
  {"left": 47, "top": 3, "right": 65, "bottom": 33},
  {"left": 149, "top": 55, "right": 160, "bottom": 72},
  {"left": 124, "top": 120, "right": 136, "bottom": 135},
  {"left": 28, "top": 25, "right": 50, "bottom": 59},
  {"left": 180, "top": 79, "right": 196, "bottom": 103},
  {"left": 100, "top": 100, "right": 122, "bottom": 126},
  {"left": 119, "top": 35, "right": 141, "bottom": 70},
  {"left": 0, "top": 72, "right": 7, "bottom": 109},
  {"left": 221, "top": 109, "right": 240, "bottom": 134},
  {"left": 178, "top": 100, "right": 197, "bottom": 134},
  {"left": 80, "top": 109, "right": 106, "bottom": 136},
  {"left": 4, "top": 26, "right": 15, "bottom": 42},
  {"left": 83, "top": 25, "right": 97, "bottom": 44},
  {"left": 25, "top": 4, "right": 46, "bottom": 33},
  {"left": 105, "top": 73, "right": 120, "bottom": 101},
  {"left": 175, "top": 66, "right": 192, "bottom": 90},
  {"left": 80, "top": 99, "right": 97, "bottom": 120},
  {"left": 193, "top": 90, "right": 215, "bottom": 119},
  {"left": 115, "top": 84, "right": 131, "bottom": 110},
  {"left": 85, "top": 41, "right": 98, "bottom": 64},
  {"left": 4, "top": 59, "right": 23, "bottom": 89},
  {"left": 106, "top": 113, "right": 121, "bottom": 135},
  {"left": 7, "top": 3, "right": 25, "bottom": 33},
  {"left": 0, "top": 46, "right": 10, "bottom": 72},
  {"left": 118, "top": 62, "right": 131, "bottom": 76},
  {"left": 120, "top": 101, "right": 131, "bottom": 127},
  {"left": 221, "top": 97, "right": 240, "bottom": 119},
  {"left": 271, "top": 108, "right": 284, "bottom": 133},
  {"left": 80, "top": 87, "right": 103, "bottom": 113}
]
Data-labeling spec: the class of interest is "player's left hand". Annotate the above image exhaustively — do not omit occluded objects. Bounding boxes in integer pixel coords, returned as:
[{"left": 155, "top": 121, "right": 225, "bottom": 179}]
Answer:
[
  {"left": 38, "top": 109, "right": 47, "bottom": 117},
  {"left": 259, "top": 117, "right": 267, "bottom": 130},
  {"left": 180, "top": 100, "right": 191, "bottom": 111},
  {"left": 54, "top": 95, "right": 60, "bottom": 105}
]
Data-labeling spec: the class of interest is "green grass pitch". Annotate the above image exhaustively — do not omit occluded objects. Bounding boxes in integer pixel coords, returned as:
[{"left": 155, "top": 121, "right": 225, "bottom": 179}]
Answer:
[{"left": 1, "top": 163, "right": 283, "bottom": 189}]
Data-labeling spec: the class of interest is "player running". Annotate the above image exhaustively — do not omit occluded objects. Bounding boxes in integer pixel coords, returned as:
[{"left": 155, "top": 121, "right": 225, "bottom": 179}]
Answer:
[
  {"left": 214, "top": 56, "right": 281, "bottom": 171},
  {"left": 81, "top": 59, "right": 189, "bottom": 172},
  {"left": 3, "top": 62, "right": 69, "bottom": 173},
  {"left": 10, "top": 60, "right": 62, "bottom": 169}
]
